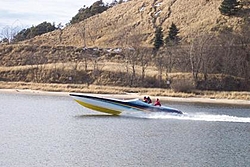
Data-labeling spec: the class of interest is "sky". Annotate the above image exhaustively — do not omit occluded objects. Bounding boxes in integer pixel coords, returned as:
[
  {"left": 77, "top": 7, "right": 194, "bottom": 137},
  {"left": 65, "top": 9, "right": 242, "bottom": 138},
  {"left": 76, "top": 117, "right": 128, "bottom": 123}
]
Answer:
[{"left": 0, "top": 0, "right": 113, "bottom": 32}]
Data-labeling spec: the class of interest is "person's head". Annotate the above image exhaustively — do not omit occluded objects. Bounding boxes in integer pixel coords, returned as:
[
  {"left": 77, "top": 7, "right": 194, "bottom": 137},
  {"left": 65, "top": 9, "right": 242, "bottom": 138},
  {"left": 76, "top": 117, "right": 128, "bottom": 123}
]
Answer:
[
  {"left": 156, "top": 98, "right": 159, "bottom": 101},
  {"left": 144, "top": 96, "right": 146, "bottom": 99}
]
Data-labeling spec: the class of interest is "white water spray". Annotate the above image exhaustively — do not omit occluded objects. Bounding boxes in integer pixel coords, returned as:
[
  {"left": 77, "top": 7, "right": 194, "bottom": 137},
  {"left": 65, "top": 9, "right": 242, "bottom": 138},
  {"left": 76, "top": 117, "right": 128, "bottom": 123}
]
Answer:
[
  {"left": 123, "top": 112, "right": 250, "bottom": 123},
  {"left": 151, "top": 112, "right": 250, "bottom": 123}
]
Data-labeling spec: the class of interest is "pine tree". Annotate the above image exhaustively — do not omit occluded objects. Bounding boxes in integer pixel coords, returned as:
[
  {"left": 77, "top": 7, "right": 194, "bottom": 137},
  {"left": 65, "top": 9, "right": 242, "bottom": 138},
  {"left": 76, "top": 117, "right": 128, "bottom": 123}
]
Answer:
[
  {"left": 219, "top": 0, "right": 240, "bottom": 16},
  {"left": 153, "top": 26, "right": 164, "bottom": 50},
  {"left": 165, "top": 23, "right": 180, "bottom": 46}
]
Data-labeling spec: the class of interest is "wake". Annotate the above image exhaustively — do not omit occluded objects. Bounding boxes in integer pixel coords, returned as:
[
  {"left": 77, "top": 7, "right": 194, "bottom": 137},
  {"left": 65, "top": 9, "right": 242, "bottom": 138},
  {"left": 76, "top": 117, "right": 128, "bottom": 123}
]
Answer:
[{"left": 122, "top": 112, "right": 250, "bottom": 123}]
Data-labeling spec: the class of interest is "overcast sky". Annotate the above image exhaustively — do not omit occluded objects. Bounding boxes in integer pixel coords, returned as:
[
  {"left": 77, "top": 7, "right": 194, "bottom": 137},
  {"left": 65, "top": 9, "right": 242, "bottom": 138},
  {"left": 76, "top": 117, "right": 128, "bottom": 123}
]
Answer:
[{"left": 0, "top": 0, "right": 113, "bottom": 31}]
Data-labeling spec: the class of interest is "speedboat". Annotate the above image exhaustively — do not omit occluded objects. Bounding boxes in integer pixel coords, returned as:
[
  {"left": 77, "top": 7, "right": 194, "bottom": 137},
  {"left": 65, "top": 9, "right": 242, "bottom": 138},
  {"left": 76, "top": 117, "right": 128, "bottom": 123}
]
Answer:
[{"left": 70, "top": 93, "right": 183, "bottom": 115}]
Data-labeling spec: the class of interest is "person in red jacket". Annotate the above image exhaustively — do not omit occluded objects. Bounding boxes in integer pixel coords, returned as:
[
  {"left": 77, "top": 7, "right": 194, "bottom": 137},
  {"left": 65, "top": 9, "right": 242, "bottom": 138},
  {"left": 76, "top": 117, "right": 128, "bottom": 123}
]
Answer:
[{"left": 154, "top": 98, "right": 161, "bottom": 106}]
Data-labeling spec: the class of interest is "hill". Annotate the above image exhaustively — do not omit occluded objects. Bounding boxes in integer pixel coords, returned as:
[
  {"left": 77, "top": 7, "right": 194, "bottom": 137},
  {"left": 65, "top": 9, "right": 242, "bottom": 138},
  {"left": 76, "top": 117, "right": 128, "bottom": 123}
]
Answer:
[
  {"left": 0, "top": 0, "right": 249, "bottom": 94},
  {"left": 19, "top": 0, "right": 250, "bottom": 47}
]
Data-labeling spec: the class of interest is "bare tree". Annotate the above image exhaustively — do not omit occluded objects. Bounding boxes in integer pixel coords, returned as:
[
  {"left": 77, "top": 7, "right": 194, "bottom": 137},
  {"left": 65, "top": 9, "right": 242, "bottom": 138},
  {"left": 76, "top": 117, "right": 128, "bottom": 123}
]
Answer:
[
  {"left": 34, "top": 51, "right": 47, "bottom": 82},
  {"left": 124, "top": 32, "right": 152, "bottom": 86},
  {"left": 138, "top": 47, "right": 151, "bottom": 84},
  {"left": 83, "top": 51, "right": 89, "bottom": 72},
  {"left": 1, "top": 25, "right": 19, "bottom": 44},
  {"left": 188, "top": 33, "right": 215, "bottom": 86},
  {"left": 123, "top": 48, "right": 138, "bottom": 87},
  {"left": 154, "top": 50, "right": 165, "bottom": 87},
  {"left": 218, "top": 32, "right": 238, "bottom": 77},
  {"left": 57, "top": 23, "right": 63, "bottom": 43},
  {"left": 90, "top": 55, "right": 105, "bottom": 84},
  {"left": 161, "top": 46, "right": 182, "bottom": 81},
  {"left": 236, "top": 26, "right": 250, "bottom": 87},
  {"left": 76, "top": 24, "right": 86, "bottom": 47},
  {"left": 77, "top": 21, "right": 100, "bottom": 47},
  {"left": 239, "top": 18, "right": 250, "bottom": 87}
]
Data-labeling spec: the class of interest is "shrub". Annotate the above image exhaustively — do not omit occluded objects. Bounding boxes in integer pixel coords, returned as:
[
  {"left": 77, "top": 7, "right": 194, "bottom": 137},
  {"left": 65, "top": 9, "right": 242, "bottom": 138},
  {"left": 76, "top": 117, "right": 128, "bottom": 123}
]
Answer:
[
  {"left": 219, "top": 0, "right": 241, "bottom": 16},
  {"left": 171, "top": 79, "right": 195, "bottom": 93}
]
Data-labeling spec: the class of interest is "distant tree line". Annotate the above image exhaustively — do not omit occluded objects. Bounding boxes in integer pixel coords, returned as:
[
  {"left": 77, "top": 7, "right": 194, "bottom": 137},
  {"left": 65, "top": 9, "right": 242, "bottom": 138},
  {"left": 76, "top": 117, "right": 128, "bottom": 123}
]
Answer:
[
  {"left": 12, "top": 22, "right": 56, "bottom": 42},
  {"left": 70, "top": 1, "right": 109, "bottom": 24},
  {"left": 70, "top": 0, "right": 128, "bottom": 24},
  {"left": 1, "top": 0, "right": 129, "bottom": 43}
]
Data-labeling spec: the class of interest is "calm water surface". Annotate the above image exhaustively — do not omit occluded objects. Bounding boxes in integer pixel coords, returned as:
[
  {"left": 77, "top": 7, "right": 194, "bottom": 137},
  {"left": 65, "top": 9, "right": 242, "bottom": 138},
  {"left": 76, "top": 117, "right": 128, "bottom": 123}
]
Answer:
[{"left": 0, "top": 92, "right": 250, "bottom": 167}]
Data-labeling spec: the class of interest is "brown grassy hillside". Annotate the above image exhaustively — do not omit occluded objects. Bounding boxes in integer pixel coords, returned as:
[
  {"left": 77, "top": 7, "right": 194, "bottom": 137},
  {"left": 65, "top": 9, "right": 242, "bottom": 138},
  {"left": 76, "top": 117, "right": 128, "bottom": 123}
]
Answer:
[
  {"left": 0, "top": 0, "right": 249, "bottom": 97},
  {"left": 20, "top": 0, "right": 249, "bottom": 48}
]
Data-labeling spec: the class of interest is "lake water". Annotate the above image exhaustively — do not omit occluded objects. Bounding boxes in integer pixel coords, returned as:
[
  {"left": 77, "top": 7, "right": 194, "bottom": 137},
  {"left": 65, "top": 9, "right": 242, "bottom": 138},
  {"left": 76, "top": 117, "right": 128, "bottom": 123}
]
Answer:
[{"left": 0, "top": 92, "right": 250, "bottom": 167}]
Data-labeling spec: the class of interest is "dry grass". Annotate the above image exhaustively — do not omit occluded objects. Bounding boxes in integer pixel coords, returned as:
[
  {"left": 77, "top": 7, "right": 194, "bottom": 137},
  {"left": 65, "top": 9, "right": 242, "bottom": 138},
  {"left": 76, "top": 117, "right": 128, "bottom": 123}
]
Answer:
[
  {"left": 0, "top": 81, "right": 249, "bottom": 100},
  {"left": 18, "top": 0, "right": 247, "bottom": 48},
  {"left": 196, "top": 90, "right": 250, "bottom": 100}
]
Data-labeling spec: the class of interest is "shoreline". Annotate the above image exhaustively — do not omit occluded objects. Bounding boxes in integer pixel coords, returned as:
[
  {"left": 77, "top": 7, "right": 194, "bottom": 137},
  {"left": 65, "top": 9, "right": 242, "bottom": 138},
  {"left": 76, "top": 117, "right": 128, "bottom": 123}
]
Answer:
[{"left": 1, "top": 88, "right": 250, "bottom": 106}]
